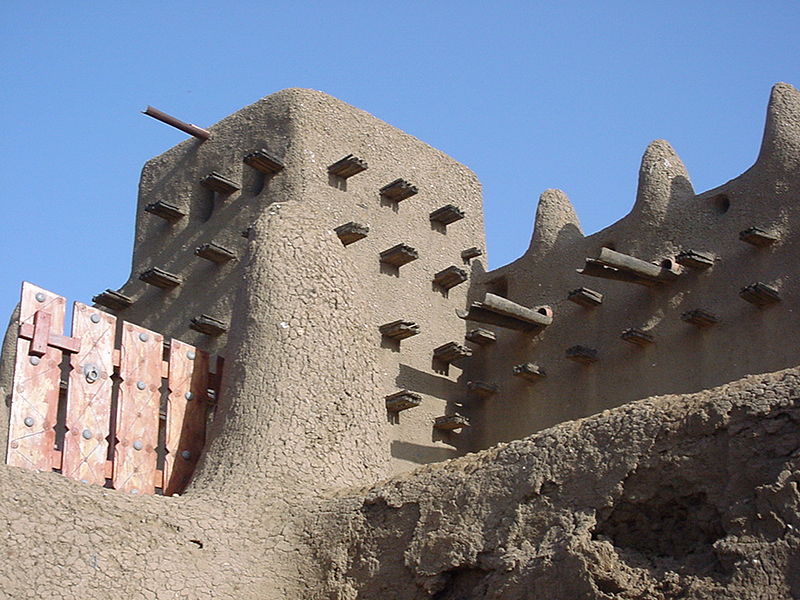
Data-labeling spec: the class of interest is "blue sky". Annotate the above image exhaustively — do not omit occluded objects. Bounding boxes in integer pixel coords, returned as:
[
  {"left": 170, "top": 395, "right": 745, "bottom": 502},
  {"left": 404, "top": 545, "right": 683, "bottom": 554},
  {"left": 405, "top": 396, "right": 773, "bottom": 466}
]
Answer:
[{"left": 1, "top": 1, "right": 798, "bottom": 323}]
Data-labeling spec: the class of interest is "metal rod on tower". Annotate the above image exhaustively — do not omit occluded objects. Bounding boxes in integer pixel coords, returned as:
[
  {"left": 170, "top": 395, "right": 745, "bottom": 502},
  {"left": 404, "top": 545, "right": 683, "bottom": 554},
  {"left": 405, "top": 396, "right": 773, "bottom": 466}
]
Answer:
[{"left": 142, "top": 106, "right": 211, "bottom": 140}]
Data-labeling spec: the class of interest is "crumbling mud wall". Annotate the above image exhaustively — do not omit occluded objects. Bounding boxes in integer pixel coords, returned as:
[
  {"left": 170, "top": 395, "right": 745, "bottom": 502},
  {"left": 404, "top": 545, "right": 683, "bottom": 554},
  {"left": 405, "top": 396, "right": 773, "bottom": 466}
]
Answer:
[
  {"left": 460, "top": 82, "right": 800, "bottom": 453},
  {"left": 307, "top": 367, "right": 800, "bottom": 600}
]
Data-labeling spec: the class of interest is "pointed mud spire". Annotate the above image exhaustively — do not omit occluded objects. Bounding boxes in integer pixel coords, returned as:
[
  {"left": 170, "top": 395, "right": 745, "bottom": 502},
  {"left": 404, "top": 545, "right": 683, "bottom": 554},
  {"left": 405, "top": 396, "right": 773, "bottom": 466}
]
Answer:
[
  {"left": 631, "top": 140, "right": 694, "bottom": 225},
  {"left": 528, "top": 189, "right": 583, "bottom": 255},
  {"left": 756, "top": 82, "right": 800, "bottom": 171}
]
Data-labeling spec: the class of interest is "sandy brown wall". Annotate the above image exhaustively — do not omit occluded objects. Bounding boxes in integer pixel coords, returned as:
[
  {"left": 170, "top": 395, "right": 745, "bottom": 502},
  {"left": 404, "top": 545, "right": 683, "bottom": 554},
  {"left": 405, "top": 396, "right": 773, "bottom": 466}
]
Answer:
[
  {"left": 189, "top": 200, "right": 393, "bottom": 497},
  {"left": 4, "top": 84, "right": 798, "bottom": 488},
  {"left": 0, "top": 462, "right": 321, "bottom": 599},
  {"left": 102, "top": 89, "right": 486, "bottom": 475},
  {"left": 279, "top": 91, "right": 486, "bottom": 472},
  {"left": 110, "top": 90, "right": 300, "bottom": 357},
  {"left": 459, "top": 83, "right": 800, "bottom": 452}
]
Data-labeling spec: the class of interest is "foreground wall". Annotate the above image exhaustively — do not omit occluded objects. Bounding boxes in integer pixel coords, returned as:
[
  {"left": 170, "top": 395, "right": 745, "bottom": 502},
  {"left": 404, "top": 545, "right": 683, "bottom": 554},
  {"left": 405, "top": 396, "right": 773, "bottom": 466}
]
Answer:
[
  {"left": 308, "top": 366, "right": 800, "bottom": 599},
  {"left": 1, "top": 366, "right": 798, "bottom": 598}
]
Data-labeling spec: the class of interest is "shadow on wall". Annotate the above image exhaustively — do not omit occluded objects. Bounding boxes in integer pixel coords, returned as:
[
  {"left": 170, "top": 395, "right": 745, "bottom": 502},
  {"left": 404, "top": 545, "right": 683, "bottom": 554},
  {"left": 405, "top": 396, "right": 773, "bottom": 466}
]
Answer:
[
  {"left": 538, "top": 221, "right": 585, "bottom": 261},
  {"left": 467, "top": 259, "right": 487, "bottom": 304},
  {"left": 139, "top": 142, "right": 203, "bottom": 222},
  {"left": 669, "top": 175, "right": 694, "bottom": 211},
  {"left": 396, "top": 364, "right": 461, "bottom": 400},
  {"left": 390, "top": 440, "right": 457, "bottom": 464},
  {"left": 132, "top": 262, "right": 242, "bottom": 342}
]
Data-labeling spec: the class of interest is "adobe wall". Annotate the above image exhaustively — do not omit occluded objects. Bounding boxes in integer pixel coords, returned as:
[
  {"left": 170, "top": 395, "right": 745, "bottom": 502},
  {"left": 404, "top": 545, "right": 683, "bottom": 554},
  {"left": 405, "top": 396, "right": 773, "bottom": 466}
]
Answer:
[
  {"left": 114, "top": 89, "right": 296, "bottom": 355},
  {"left": 102, "top": 88, "right": 486, "bottom": 475},
  {"left": 0, "top": 460, "right": 319, "bottom": 599},
  {"left": 4, "top": 83, "right": 799, "bottom": 481},
  {"left": 459, "top": 83, "right": 800, "bottom": 453},
  {"left": 188, "top": 200, "right": 392, "bottom": 496},
  {"left": 4, "top": 84, "right": 799, "bottom": 480}
]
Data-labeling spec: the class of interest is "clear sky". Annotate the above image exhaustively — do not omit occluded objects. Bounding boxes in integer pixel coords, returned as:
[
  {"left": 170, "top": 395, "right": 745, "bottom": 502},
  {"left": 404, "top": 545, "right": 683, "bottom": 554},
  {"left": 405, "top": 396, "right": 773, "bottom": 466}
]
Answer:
[{"left": 1, "top": 1, "right": 798, "bottom": 323}]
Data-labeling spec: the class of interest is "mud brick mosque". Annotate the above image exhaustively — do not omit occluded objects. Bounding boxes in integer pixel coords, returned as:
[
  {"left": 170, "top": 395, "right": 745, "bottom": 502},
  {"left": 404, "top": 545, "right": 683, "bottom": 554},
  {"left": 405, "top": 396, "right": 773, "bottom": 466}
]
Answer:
[{"left": 0, "top": 83, "right": 798, "bottom": 599}]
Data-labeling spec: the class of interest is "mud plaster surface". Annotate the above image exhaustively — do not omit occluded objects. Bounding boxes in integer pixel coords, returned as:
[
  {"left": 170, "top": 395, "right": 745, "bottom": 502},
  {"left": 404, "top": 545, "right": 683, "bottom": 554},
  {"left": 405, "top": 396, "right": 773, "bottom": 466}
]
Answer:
[
  {"left": 2, "top": 367, "right": 799, "bottom": 599},
  {"left": 309, "top": 367, "right": 800, "bottom": 599},
  {"left": 111, "top": 88, "right": 485, "bottom": 474}
]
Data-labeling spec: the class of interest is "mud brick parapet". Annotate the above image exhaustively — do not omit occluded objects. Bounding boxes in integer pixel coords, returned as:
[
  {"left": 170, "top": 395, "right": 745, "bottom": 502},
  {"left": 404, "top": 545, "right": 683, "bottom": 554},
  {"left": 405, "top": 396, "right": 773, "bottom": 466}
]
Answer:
[{"left": 468, "top": 82, "right": 800, "bottom": 451}]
